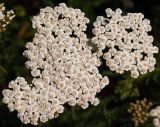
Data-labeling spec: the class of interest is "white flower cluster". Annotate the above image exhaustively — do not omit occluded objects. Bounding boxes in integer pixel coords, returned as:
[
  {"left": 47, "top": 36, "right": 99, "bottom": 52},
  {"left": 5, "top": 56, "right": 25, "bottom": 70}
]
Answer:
[
  {"left": 150, "top": 106, "right": 160, "bottom": 127},
  {"left": 3, "top": 77, "right": 64, "bottom": 125},
  {"left": 92, "top": 8, "right": 159, "bottom": 78},
  {"left": 2, "top": 3, "right": 109, "bottom": 125},
  {"left": 0, "top": 3, "right": 15, "bottom": 32}
]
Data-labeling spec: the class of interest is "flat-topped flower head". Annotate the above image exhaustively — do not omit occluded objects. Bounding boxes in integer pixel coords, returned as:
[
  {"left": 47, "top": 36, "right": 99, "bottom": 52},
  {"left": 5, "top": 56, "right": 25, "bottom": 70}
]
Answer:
[
  {"left": 31, "top": 3, "right": 89, "bottom": 40},
  {"left": 3, "top": 3, "right": 109, "bottom": 125},
  {"left": 2, "top": 77, "right": 65, "bottom": 125},
  {"left": 24, "top": 3, "right": 109, "bottom": 109},
  {"left": 92, "top": 8, "right": 159, "bottom": 78},
  {"left": 0, "top": 3, "right": 15, "bottom": 32}
]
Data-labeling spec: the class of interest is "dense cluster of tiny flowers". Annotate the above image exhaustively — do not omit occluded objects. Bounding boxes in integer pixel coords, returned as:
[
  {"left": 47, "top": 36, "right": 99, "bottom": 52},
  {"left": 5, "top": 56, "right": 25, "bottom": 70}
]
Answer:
[
  {"left": 0, "top": 3, "right": 14, "bottom": 32},
  {"left": 150, "top": 106, "right": 160, "bottom": 127},
  {"left": 128, "top": 98, "right": 152, "bottom": 126},
  {"left": 2, "top": 3, "right": 109, "bottom": 125},
  {"left": 25, "top": 2, "right": 109, "bottom": 109},
  {"left": 2, "top": 77, "right": 64, "bottom": 125},
  {"left": 92, "top": 8, "right": 159, "bottom": 78}
]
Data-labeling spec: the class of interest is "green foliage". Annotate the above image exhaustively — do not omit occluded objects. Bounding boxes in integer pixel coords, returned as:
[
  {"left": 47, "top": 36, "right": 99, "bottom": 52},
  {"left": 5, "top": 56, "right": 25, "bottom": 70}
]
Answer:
[
  {"left": 115, "top": 79, "right": 139, "bottom": 100},
  {"left": 13, "top": 5, "right": 26, "bottom": 18}
]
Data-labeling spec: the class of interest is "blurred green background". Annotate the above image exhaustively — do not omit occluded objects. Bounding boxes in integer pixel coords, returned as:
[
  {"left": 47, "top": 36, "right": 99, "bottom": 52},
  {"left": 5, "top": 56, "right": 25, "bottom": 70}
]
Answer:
[{"left": 0, "top": 0, "right": 160, "bottom": 127}]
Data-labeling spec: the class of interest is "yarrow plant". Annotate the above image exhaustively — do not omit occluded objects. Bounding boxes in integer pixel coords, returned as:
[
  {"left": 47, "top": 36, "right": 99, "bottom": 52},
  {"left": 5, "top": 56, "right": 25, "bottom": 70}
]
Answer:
[
  {"left": 128, "top": 98, "right": 152, "bottom": 126},
  {"left": 0, "top": 3, "right": 14, "bottom": 32},
  {"left": 92, "top": 8, "right": 159, "bottom": 78},
  {"left": 1, "top": 3, "right": 159, "bottom": 126},
  {"left": 2, "top": 3, "right": 109, "bottom": 125},
  {"left": 150, "top": 106, "right": 160, "bottom": 127}
]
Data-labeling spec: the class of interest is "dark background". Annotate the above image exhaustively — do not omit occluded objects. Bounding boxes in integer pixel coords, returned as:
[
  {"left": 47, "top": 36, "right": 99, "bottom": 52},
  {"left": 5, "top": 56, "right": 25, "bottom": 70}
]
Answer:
[{"left": 0, "top": 0, "right": 160, "bottom": 127}]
